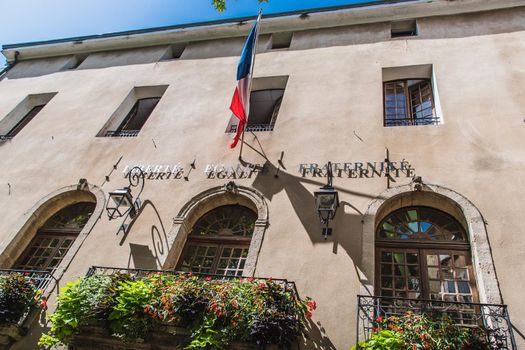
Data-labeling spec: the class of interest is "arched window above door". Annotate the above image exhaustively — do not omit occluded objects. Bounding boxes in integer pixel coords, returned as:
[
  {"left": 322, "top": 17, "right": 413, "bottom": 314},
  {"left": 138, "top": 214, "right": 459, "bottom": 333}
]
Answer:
[
  {"left": 177, "top": 205, "right": 257, "bottom": 276},
  {"left": 377, "top": 207, "right": 466, "bottom": 242},
  {"left": 376, "top": 206, "right": 477, "bottom": 304}
]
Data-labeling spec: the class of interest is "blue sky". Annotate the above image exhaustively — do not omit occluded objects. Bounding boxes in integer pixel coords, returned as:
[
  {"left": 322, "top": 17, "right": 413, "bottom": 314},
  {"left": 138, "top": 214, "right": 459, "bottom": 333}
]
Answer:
[{"left": 0, "top": 0, "right": 379, "bottom": 66}]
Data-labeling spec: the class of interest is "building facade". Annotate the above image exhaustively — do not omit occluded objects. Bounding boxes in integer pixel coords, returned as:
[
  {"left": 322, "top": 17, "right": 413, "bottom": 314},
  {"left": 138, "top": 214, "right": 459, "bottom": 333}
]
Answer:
[{"left": 0, "top": 0, "right": 524, "bottom": 348}]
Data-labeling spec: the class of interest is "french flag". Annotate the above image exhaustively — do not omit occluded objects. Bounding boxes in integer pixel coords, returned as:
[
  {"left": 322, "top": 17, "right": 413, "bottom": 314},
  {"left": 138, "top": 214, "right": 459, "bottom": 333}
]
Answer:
[{"left": 229, "top": 16, "right": 260, "bottom": 149}]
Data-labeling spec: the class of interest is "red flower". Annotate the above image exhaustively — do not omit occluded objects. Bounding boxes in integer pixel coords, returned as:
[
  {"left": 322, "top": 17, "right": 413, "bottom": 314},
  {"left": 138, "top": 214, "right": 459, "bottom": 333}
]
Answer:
[
  {"left": 41, "top": 299, "right": 48, "bottom": 310},
  {"left": 376, "top": 316, "right": 383, "bottom": 322},
  {"left": 188, "top": 272, "right": 193, "bottom": 276},
  {"left": 306, "top": 311, "right": 313, "bottom": 319},
  {"left": 307, "top": 300, "right": 317, "bottom": 311},
  {"left": 205, "top": 276, "right": 212, "bottom": 281},
  {"left": 258, "top": 283, "right": 266, "bottom": 289}
]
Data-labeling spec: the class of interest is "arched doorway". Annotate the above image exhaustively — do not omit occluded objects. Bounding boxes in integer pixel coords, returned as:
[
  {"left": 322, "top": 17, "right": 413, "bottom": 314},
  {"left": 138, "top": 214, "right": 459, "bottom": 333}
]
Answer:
[
  {"left": 177, "top": 204, "right": 257, "bottom": 276},
  {"left": 375, "top": 206, "right": 477, "bottom": 304},
  {"left": 14, "top": 202, "right": 96, "bottom": 271}
]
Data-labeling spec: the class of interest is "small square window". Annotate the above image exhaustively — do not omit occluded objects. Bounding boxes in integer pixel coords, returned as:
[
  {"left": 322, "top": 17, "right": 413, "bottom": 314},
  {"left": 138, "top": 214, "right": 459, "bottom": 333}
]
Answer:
[
  {"left": 391, "top": 19, "right": 418, "bottom": 38},
  {"left": 270, "top": 32, "right": 293, "bottom": 50}
]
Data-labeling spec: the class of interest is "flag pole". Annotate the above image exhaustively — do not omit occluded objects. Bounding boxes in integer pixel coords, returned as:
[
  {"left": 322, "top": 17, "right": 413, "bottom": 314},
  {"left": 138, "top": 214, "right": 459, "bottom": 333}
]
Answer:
[{"left": 239, "top": 9, "right": 262, "bottom": 161}]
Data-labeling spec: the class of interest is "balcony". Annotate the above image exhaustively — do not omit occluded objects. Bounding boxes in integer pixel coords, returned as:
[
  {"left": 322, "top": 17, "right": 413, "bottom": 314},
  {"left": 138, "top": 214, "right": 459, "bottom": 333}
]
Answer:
[
  {"left": 0, "top": 269, "right": 53, "bottom": 348},
  {"left": 40, "top": 266, "right": 313, "bottom": 350},
  {"left": 356, "top": 295, "right": 517, "bottom": 350}
]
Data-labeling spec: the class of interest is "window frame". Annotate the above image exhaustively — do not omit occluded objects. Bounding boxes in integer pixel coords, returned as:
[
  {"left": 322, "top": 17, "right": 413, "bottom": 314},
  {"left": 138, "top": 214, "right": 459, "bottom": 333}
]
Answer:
[
  {"left": 383, "top": 78, "right": 437, "bottom": 127},
  {"left": 110, "top": 97, "right": 161, "bottom": 136},
  {"left": 14, "top": 202, "right": 96, "bottom": 272},
  {"left": 176, "top": 205, "right": 257, "bottom": 276},
  {"left": 97, "top": 85, "right": 168, "bottom": 138},
  {"left": 227, "top": 88, "right": 285, "bottom": 133},
  {"left": 375, "top": 206, "right": 479, "bottom": 303}
]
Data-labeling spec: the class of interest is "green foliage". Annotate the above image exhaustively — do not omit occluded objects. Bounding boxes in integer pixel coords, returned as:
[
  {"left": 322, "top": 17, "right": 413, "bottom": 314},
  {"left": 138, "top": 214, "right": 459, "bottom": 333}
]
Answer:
[
  {"left": 109, "top": 278, "right": 157, "bottom": 341},
  {"left": 352, "top": 330, "right": 404, "bottom": 350},
  {"left": 212, "top": 0, "right": 268, "bottom": 13},
  {"left": 353, "top": 312, "right": 493, "bottom": 350},
  {"left": 0, "top": 273, "right": 43, "bottom": 324},
  {"left": 38, "top": 273, "right": 121, "bottom": 346},
  {"left": 40, "top": 272, "right": 314, "bottom": 349}
]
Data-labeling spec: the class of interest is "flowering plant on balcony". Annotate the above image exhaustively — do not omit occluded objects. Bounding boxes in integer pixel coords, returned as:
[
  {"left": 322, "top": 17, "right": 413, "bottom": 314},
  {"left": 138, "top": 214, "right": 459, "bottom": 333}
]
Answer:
[
  {"left": 353, "top": 312, "right": 493, "bottom": 350},
  {"left": 0, "top": 272, "right": 46, "bottom": 325},
  {"left": 39, "top": 272, "right": 315, "bottom": 349}
]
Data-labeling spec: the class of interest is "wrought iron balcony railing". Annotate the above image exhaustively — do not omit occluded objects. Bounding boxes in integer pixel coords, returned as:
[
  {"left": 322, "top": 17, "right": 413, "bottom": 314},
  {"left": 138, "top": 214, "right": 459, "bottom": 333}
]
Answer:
[
  {"left": 356, "top": 295, "right": 517, "bottom": 350},
  {"left": 86, "top": 265, "right": 298, "bottom": 294},
  {"left": 0, "top": 269, "right": 55, "bottom": 326},
  {"left": 0, "top": 268, "right": 55, "bottom": 291},
  {"left": 104, "top": 130, "right": 140, "bottom": 137}
]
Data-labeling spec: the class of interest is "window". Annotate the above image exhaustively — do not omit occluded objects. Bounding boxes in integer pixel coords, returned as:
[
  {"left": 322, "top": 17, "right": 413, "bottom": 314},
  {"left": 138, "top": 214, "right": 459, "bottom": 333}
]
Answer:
[
  {"left": 270, "top": 32, "right": 293, "bottom": 49},
  {"left": 382, "top": 64, "right": 441, "bottom": 127},
  {"left": 227, "top": 76, "right": 288, "bottom": 133},
  {"left": 376, "top": 207, "right": 478, "bottom": 307},
  {"left": 160, "top": 43, "right": 186, "bottom": 60},
  {"left": 0, "top": 93, "right": 56, "bottom": 140},
  {"left": 65, "top": 54, "right": 88, "bottom": 70},
  {"left": 106, "top": 97, "right": 160, "bottom": 137},
  {"left": 384, "top": 79, "right": 436, "bottom": 126},
  {"left": 3, "top": 105, "right": 45, "bottom": 139},
  {"left": 391, "top": 19, "right": 417, "bottom": 38},
  {"left": 98, "top": 85, "right": 168, "bottom": 137},
  {"left": 177, "top": 205, "right": 257, "bottom": 276},
  {"left": 15, "top": 202, "right": 95, "bottom": 271}
]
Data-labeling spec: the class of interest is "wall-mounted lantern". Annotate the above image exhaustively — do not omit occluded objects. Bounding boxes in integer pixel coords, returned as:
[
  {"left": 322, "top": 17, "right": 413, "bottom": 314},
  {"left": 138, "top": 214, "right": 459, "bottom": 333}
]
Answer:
[
  {"left": 106, "top": 166, "right": 145, "bottom": 222},
  {"left": 314, "top": 161, "right": 339, "bottom": 239}
]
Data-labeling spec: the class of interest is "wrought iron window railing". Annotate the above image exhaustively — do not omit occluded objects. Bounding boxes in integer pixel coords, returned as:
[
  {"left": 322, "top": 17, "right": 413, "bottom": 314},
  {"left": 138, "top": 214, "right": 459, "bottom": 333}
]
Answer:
[
  {"left": 384, "top": 115, "right": 440, "bottom": 127},
  {"left": 228, "top": 123, "right": 274, "bottom": 133},
  {"left": 104, "top": 130, "right": 140, "bottom": 137},
  {"left": 0, "top": 269, "right": 55, "bottom": 326},
  {"left": 356, "top": 295, "right": 517, "bottom": 350}
]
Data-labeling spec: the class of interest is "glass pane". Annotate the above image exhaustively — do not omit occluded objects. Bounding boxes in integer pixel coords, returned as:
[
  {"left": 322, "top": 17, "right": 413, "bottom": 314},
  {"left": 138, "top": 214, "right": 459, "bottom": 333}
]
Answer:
[
  {"left": 190, "top": 205, "right": 257, "bottom": 237},
  {"left": 406, "top": 253, "right": 418, "bottom": 264},
  {"left": 429, "top": 280, "right": 441, "bottom": 293},
  {"left": 428, "top": 268, "right": 439, "bottom": 279},
  {"left": 395, "top": 278, "right": 405, "bottom": 289},
  {"left": 426, "top": 255, "right": 439, "bottom": 266},
  {"left": 381, "top": 252, "right": 392, "bottom": 262},
  {"left": 381, "top": 277, "right": 393, "bottom": 289},
  {"left": 377, "top": 207, "right": 467, "bottom": 242}
]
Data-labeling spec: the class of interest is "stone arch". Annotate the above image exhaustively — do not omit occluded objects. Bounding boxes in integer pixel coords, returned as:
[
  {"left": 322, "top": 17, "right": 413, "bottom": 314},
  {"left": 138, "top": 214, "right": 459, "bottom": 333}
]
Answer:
[
  {"left": 0, "top": 180, "right": 105, "bottom": 283},
  {"left": 163, "top": 182, "right": 268, "bottom": 276},
  {"left": 361, "top": 182, "right": 502, "bottom": 304}
]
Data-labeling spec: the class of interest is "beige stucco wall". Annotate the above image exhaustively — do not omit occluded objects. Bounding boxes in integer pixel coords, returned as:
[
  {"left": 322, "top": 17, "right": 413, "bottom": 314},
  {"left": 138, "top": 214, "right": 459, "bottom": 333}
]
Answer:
[{"left": 1, "top": 4, "right": 524, "bottom": 349}]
